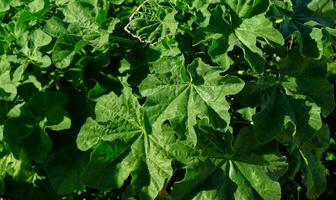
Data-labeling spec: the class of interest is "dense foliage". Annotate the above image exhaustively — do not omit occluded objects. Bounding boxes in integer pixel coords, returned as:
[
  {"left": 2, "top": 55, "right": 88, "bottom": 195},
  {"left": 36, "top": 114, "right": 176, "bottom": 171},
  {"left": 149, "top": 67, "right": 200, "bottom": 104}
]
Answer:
[{"left": 0, "top": 0, "right": 335, "bottom": 199}]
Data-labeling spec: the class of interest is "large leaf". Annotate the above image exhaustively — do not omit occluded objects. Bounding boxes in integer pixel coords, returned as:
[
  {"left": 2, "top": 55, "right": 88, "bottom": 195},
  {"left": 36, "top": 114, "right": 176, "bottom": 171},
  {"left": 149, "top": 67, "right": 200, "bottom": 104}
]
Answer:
[
  {"left": 287, "top": 125, "right": 330, "bottom": 199},
  {"left": 252, "top": 86, "right": 294, "bottom": 143},
  {"left": 170, "top": 127, "right": 287, "bottom": 200},
  {"left": 77, "top": 88, "right": 174, "bottom": 200},
  {"left": 280, "top": 0, "right": 336, "bottom": 59},
  {"left": 234, "top": 14, "right": 284, "bottom": 72},
  {"left": 252, "top": 85, "right": 325, "bottom": 145},
  {"left": 280, "top": 49, "right": 335, "bottom": 116},
  {"left": 3, "top": 92, "right": 71, "bottom": 162},
  {"left": 197, "top": 6, "right": 284, "bottom": 72},
  {"left": 140, "top": 58, "right": 244, "bottom": 145},
  {"left": 45, "top": 145, "right": 89, "bottom": 195},
  {"left": 253, "top": 49, "right": 334, "bottom": 143}
]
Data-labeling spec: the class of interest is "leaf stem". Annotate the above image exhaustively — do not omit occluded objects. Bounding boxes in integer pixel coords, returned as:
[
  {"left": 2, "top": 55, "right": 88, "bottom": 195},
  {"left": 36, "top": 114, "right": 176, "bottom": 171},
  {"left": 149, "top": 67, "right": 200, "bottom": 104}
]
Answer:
[
  {"left": 110, "top": 36, "right": 136, "bottom": 45},
  {"left": 231, "top": 120, "right": 253, "bottom": 125}
]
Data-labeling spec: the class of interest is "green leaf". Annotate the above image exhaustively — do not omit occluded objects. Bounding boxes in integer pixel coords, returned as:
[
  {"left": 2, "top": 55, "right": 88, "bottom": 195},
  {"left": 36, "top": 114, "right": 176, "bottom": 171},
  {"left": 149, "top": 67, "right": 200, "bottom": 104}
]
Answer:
[
  {"left": 0, "top": 1, "right": 334, "bottom": 199},
  {"left": 234, "top": 14, "right": 284, "bottom": 72},
  {"left": 4, "top": 120, "right": 53, "bottom": 162},
  {"left": 0, "top": 125, "right": 3, "bottom": 141},
  {"left": 224, "top": 0, "right": 270, "bottom": 18},
  {"left": 170, "top": 127, "right": 287, "bottom": 200},
  {"left": 195, "top": 6, "right": 284, "bottom": 72},
  {"left": 62, "top": 1, "right": 97, "bottom": 26},
  {"left": 51, "top": 35, "right": 77, "bottom": 69},
  {"left": 28, "top": 0, "right": 45, "bottom": 13},
  {"left": 44, "top": 17, "right": 67, "bottom": 38},
  {"left": 32, "top": 29, "right": 51, "bottom": 48},
  {"left": 4, "top": 180, "right": 59, "bottom": 200},
  {"left": 3, "top": 92, "right": 70, "bottom": 162},
  {"left": 126, "top": 0, "right": 178, "bottom": 44},
  {"left": 280, "top": 0, "right": 336, "bottom": 59},
  {"left": 290, "top": 125, "right": 330, "bottom": 199},
  {"left": 0, "top": 151, "right": 44, "bottom": 195},
  {"left": 43, "top": 106, "right": 71, "bottom": 131},
  {"left": 140, "top": 58, "right": 244, "bottom": 145},
  {"left": 295, "top": 27, "right": 324, "bottom": 59},
  {"left": 280, "top": 49, "right": 335, "bottom": 116},
  {"left": 0, "top": 1, "right": 11, "bottom": 13},
  {"left": 252, "top": 86, "right": 294, "bottom": 143},
  {"left": 236, "top": 14, "right": 284, "bottom": 50},
  {"left": 308, "top": 0, "right": 336, "bottom": 19},
  {"left": 237, "top": 107, "right": 255, "bottom": 121},
  {"left": 252, "top": 85, "right": 325, "bottom": 145},
  {"left": 45, "top": 145, "right": 89, "bottom": 195},
  {"left": 77, "top": 88, "right": 173, "bottom": 200},
  {"left": 0, "top": 71, "right": 17, "bottom": 101},
  {"left": 60, "top": 0, "right": 118, "bottom": 51}
]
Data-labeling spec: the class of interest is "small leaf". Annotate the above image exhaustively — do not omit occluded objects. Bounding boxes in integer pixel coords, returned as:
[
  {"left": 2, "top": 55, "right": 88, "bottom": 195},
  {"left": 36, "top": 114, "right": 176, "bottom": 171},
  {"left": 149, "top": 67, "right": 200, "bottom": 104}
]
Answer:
[
  {"left": 32, "top": 29, "right": 52, "bottom": 48},
  {"left": 44, "top": 17, "right": 67, "bottom": 38},
  {"left": 126, "top": 0, "right": 178, "bottom": 44},
  {"left": 28, "top": 0, "right": 45, "bottom": 13}
]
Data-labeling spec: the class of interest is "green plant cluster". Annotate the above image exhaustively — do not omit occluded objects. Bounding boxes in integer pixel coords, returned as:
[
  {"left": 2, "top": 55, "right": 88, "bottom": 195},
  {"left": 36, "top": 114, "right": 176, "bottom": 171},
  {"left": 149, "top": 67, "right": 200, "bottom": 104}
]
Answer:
[{"left": 0, "top": 0, "right": 335, "bottom": 199}]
